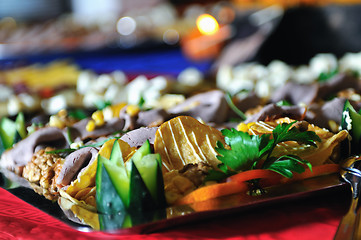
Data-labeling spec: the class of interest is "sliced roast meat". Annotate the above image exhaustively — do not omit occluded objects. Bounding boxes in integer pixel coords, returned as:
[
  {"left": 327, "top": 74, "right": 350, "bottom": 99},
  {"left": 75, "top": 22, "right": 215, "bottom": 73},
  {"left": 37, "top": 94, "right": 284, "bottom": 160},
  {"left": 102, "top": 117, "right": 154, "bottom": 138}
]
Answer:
[
  {"left": 234, "top": 92, "right": 263, "bottom": 112},
  {"left": 56, "top": 147, "right": 98, "bottom": 187},
  {"left": 306, "top": 97, "right": 346, "bottom": 129},
  {"left": 227, "top": 92, "right": 263, "bottom": 120},
  {"left": 318, "top": 73, "right": 361, "bottom": 100},
  {"left": 271, "top": 82, "right": 319, "bottom": 105},
  {"left": 0, "top": 127, "right": 68, "bottom": 173},
  {"left": 168, "top": 90, "right": 229, "bottom": 123},
  {"left": 271, "top": 74, "right": 360, "bottom": 106},
  {"left": 245, "top": 103, "right": 309, "bottom": 123},
  {"left": 120, "top": 127, "right": 158, "bottom": 148},
  {"left": 246, "top": 97, "right": 349, "bottom": 130},
  {"left": 136, "top": 109, "right": 171, "bottom": 128},
  {"left": 118, "top": 107, "right": 137, "bottom": 131},
  {"left": 68, "top": 117, "right": 125, "bottom": 142}
]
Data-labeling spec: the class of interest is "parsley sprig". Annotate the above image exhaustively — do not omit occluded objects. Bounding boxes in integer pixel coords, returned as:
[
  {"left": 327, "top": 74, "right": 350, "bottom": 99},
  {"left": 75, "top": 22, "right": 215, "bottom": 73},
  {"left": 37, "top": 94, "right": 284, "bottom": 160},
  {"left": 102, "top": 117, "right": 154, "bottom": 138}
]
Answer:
[{"left": 206, "top": 121, "right": 321, "bottom": 182}]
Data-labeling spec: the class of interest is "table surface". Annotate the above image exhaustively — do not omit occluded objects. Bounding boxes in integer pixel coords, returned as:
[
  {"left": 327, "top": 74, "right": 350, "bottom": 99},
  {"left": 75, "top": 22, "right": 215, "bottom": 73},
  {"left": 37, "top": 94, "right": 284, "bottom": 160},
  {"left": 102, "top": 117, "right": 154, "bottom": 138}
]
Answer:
[{"left": 0, "top": 182, "right": 351, "bottom": 240}]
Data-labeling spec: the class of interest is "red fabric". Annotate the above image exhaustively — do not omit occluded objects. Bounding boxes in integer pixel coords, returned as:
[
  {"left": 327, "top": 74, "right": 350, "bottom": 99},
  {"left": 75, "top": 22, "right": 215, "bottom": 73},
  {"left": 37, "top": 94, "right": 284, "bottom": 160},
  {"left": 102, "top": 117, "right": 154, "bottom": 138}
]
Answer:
[{"left": 0, "top": 187, "right": 348, "bottom": 240}]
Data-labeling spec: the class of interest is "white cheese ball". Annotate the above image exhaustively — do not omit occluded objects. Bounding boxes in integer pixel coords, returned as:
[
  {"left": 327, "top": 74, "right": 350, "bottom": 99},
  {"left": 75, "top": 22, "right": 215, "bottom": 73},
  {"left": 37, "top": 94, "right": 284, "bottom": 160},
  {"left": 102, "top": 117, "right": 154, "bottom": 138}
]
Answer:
[
  {"left": 178, "top": 67, "right": 203, "bottom": 87},
  {"left": 309, "top": 53, "right": 338, "bottom": 77},
  {"left": 339, "top": 52, "right": 361, "bottom": 75},
  {"left": 125, "top": 75, "right": 149, "bottom": 105},
  {"left": 77, "top": 70, "right": 97, "bottom": 95}
]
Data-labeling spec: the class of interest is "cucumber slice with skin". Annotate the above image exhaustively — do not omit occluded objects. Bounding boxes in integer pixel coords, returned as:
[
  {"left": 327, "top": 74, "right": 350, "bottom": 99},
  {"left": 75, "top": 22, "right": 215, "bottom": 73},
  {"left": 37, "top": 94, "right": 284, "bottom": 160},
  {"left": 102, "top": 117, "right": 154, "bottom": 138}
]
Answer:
[
  {"left": 109, "top": 139, "right": 124, "bottom": 167},
  {"left": 0, "top": 135, "right": 5, "bottom": 156},
  {"left": 98, "top": 211, "right": 127, "bottom": 231},
  {"left": 132, "top": 153, "right": 166, "bottom": 206},
  {"left": 13, "top": 131, "right": 22, "bottom": 145},
  {"left": 132, "top": 154, "right": 159, "bottom": 202},
  {"left": 130, "top": 140, "right": 166, "bottom": 207},
  {"left": 341, "top": 100, "right": 361, "bottom": 155},
  {"left": 95, "top": 155, "right": 125, "bottom": 214},
  {"left": 103, "top": 158, "right": 130, "bottom": 208},
  {"left": 341, "top": 100, "right": 361, "bottom": 144},
  {"left": 95, "top": 139, "right": 166, "bottom": 222},
  {"left": 15, "top": 112, "right": 26, "bottom": 139},
  {"left": 130, "top": 139, "right": 152, "bottom": 163},
  {"left": 128, "top": 160, "right": 156, "bottom": 213},
  {"left": 0, "top": 117, "right": 17, "bottom": 149}
]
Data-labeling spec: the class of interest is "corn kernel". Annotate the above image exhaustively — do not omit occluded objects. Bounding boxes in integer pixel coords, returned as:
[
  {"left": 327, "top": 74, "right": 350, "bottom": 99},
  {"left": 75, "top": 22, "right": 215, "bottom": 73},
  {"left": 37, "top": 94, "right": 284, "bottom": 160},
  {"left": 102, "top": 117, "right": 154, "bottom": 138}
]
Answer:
[
  {"left": 92, "top": 110, "right": 104, "bottom": 126},
  {"left": 86, "top": 119, "right": 96, "bottom": 132},
  {"left": 111, "top": 103, "right": 127, "bottom": 117},
  {"left": 58, "top": 109, "right": 68, "bottom": 118},
  {"left": 237, "top": 122, "right": 248, "bottom": 132},
  {"left": 49, "top": 115, "right": 65, "bottom": 129},
  {"left": 70, "top": 141, "right": 84, "bottom": 149},
  {"left": 126, "top": 104, "right": 140, "bottom": 117}
]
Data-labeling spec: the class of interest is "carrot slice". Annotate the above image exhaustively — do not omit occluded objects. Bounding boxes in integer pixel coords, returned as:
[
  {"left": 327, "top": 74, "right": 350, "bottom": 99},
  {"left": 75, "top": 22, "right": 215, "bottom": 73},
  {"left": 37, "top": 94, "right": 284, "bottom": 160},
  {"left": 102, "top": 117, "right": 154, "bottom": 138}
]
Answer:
[
  {"left": 282, "top": 163, "right": 340, "bottom": 183},
  {"left": 175, "top": 181, "right": 248, "bottom": 205},
  {"left": 228, "top": 164, "right": 340, "bottom": 186},
  {"left": 227, "top": 169, "right": 281, "bottom": 184},
  {"left": 175, "top": 164, "right": 340, "bottom": 205}
]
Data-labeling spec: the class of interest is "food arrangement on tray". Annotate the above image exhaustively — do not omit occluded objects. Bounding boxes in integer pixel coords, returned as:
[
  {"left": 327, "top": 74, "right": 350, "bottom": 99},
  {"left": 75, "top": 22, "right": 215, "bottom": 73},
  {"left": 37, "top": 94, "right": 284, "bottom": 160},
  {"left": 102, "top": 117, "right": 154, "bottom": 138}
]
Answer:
[{"left": 1, "top": 51, "right": 361, "bottom": 232}]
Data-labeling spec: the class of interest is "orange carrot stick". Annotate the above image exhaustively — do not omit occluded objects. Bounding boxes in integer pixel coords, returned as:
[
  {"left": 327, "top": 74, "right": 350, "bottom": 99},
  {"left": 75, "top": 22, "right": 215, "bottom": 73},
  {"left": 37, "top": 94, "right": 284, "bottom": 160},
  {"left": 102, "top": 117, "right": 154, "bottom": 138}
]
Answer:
[
  {"left": 227, "top": 169, "right": 281, "bottom": 184},
  {"left": 229, "top": 164, "right": 340, "bottom": 186},
  {"left": 175, "top": 164, "right": 340, "bottom": 205},
  {"left": 175, "top": 181, "right": 248, "bottom": 205},
  {"left": 282, "top": 163, "right": 340, "bottom": 183}
]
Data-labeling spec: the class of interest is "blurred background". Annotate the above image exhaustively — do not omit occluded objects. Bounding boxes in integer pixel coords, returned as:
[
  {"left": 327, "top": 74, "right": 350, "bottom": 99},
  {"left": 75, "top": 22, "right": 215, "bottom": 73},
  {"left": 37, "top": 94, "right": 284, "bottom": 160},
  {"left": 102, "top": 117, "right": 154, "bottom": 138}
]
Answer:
[
  {"left": 0, "top": 0, "right": 361, "bottom": 117},
  {"left": 1, "top": 0, "right": 361, "bottom": 65}
]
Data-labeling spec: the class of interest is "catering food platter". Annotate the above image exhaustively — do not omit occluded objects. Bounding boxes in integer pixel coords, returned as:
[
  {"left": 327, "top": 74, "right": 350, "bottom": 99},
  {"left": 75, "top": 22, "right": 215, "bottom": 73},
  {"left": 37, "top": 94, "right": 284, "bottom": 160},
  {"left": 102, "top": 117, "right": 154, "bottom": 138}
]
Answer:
[
  {"left": 0, "top": 50, "right": 360, "bottom": 234},
  {"left": 0, "top": 166, "right": 347, "bottom": 234}
]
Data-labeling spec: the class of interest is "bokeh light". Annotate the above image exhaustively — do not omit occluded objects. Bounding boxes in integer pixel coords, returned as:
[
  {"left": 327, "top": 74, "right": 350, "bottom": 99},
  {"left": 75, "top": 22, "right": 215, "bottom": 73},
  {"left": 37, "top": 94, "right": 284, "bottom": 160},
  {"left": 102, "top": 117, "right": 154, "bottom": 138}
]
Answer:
[
  {"left": 116, "top": 16, "right": 136, "bottom": 36},
  {"left": 196, "top": 14, "right": 219, "bottom": 35}
]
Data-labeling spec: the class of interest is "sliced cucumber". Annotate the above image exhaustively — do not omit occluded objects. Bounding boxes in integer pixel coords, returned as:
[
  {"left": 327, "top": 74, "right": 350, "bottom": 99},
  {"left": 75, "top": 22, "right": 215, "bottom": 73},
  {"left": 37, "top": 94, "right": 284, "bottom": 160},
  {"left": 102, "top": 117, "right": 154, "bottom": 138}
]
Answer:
[
  {"left": 130, "top": 139, "right": 152, "bottom": 162},
  {"left": 95, "top": 139, "right": 166, "bottom": 222},
  {"left": 95, "top": 155, "right": 125, "bottom": 214},
  {"left": 15, "top": 112, "right": 27, "bottom": 139},
  {"left": 0, "top": 135, "right": 5, "bottom": 156},
  {"left": 132, "top": 154, "right": 158, "bottom": 202},
  {"left": 341, "top": 100, "right": 361, "bottom": 155},
  {"left": 341, "top": 100, "right": 361, "bottom": 144},
  {"left": 130, "top": 140, "right": 166, "bottom": 207},
  {"left": 109, "top": 139, "right": 124, "bottom": 167},
  {"left": 128, "top": 160, "right": 156, "bottom": 213},
  {"left": 13, "top": 131, "right": 22, "bottom": 145},
  {"left": 103, "top": 158, "right": 130, "bottom": 208},
  {"left": 0, "top": 117, "right": 17, "bottom": 149},
  {"left": 98, "top": 212, "right": 127, "bottom": 231}
]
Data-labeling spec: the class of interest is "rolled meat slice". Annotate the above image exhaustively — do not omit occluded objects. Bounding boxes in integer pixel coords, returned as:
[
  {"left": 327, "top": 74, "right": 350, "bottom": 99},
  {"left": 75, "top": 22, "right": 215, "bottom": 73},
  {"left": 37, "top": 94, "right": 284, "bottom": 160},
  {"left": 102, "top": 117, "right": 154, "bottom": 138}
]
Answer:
[
  {"left": 56, "top": 147, "right": 98, "bottom": 188},
  {"left": 120, "top": 127, "right": 158, "bottom": 148},
  {"left": 168, "top": 90, "right": 229, "bottom": 124},
  {"left": 67, "top": 117, "right": 125, "bottom": 142},
  {"left": 0, "top": 127, "right": 68, "bottom": 174}
]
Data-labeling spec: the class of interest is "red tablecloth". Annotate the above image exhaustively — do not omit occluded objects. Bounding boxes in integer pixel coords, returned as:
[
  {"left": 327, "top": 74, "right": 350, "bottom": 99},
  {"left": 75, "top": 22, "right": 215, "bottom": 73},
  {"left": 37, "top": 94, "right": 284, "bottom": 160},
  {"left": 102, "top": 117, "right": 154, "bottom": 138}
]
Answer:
[{"left": 0, "top": 185, "right": 349, "bottom": 240}]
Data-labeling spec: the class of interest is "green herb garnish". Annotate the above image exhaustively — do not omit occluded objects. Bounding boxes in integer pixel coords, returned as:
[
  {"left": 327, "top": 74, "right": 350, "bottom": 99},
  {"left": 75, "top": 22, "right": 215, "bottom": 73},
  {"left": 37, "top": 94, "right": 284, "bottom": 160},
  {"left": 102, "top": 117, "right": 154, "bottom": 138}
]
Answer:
[
  {"left": 225, "top": 92, "right": 247, "bottom": 121},
  {"left": 95, "top": 100, "right": 112, "bottom": 110},
  {"left": 318, "top": 69, "right": 338, "bottom": 82},
  {"left": 276, "top": 100, "right": 292, "bottom": 106},
  {"left": 45, "top": 136, "right": 120, "bottom": 154},
  {"left": 68, "top": 109, "right": 88, "bottom": 120},
  {"left": 206, "top": 121, "right": 321, "bottom": 181},
  {"left": 138, "top": 95, "right": 145, "bottom": 109}
]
